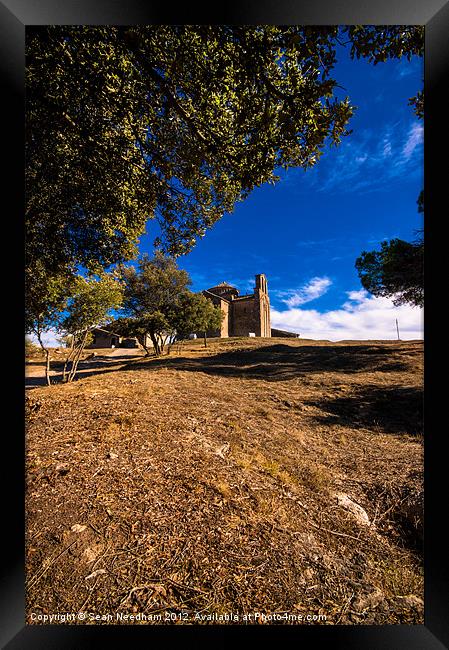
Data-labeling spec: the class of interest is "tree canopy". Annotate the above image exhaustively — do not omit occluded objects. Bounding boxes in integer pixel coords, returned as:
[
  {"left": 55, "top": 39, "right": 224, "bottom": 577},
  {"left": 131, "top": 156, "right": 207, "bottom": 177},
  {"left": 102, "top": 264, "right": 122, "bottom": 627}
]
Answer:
[
  {"left": 59, "top": 273, "right": 123, "bottom": 382},
  {"left": 120, "top": 251, "right": 191, "bottom": 315},
  {"left": 355, "top": 238, "right": 423, "bottom": 308},
  {"left": 355, "top": 192, "right": 424, "bottom": 308},
  {"left": 118, "top": 252, "right": 191, "bottom": 354},
  {"left": 172, "top": 291, "right": 224, "bottom": 345},
  {"left": 26, "top": 25, "right": 357, "bottom": 274},
  {"left": 116, "top": 253, "right": 223, "bottom": 354},
  {"left": 61, "top": 274, "right": 124, "bottom": 338}
]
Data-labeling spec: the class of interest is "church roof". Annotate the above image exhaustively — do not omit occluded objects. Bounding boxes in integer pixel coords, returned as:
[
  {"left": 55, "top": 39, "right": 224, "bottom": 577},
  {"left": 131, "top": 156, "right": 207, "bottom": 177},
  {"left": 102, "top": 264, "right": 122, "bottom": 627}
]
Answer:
[{"left": 207, "top": 281, "right": 237, "bottom": 291}]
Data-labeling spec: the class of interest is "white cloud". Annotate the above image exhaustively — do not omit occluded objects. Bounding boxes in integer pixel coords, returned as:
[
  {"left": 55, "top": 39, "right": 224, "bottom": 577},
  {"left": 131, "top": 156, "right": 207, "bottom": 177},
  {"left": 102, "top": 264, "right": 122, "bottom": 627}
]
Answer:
[
  {"left": 402, "top": 122, "right": 424, "bottom": 161},
  {"left": 279, "top": 276, "right": 332, "bottom": 307},
  {"left": 271, "top": 289, "right": 423, "bottom": 341},
  {"left": 345, "top": 289, "right": 367, "bottom": 303},
  {"left": 285, "top": 119, "right": 423, "bottom": 195},
  {"left": 396, "top": 58, "right": 422, "bottom": 80},
  {"left": 382, "top": 139, "right": 392, "bottom": 157},
  {"left": 28, "top": 329, "right": 61, "bottom": 348}
]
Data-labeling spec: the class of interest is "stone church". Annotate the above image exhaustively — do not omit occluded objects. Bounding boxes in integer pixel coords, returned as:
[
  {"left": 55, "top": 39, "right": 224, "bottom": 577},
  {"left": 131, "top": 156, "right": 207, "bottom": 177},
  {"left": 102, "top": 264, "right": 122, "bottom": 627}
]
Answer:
[{"left": 203, "top": 274, "right": 271, "bottom": 338}]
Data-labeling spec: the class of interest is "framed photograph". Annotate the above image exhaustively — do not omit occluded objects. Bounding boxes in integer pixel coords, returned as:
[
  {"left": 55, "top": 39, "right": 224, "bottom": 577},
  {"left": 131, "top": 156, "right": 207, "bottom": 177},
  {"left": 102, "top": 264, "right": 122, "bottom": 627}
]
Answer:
[{"left": 3, "top": 0, "right": 447, "bottom": 647}]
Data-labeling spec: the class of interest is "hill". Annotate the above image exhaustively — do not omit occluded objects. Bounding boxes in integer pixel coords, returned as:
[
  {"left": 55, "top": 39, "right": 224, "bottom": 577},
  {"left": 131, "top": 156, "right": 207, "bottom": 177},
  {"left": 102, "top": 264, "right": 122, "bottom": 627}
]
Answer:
[{"left": 25, "top": 337, "right": 423, "bottom": 625}]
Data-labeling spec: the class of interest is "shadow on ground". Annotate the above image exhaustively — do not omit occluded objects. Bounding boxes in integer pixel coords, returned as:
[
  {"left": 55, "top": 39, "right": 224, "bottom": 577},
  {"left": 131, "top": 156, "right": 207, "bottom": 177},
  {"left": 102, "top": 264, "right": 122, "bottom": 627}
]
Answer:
[
  {"left": 122, "top": 343, "right": 419, "bottom": 381},
  {"left": 305, "top": 385, "right": 423, "bottom": 436},
  {"left": 25, "top": 343, "right": 422, "bottom": 387}
]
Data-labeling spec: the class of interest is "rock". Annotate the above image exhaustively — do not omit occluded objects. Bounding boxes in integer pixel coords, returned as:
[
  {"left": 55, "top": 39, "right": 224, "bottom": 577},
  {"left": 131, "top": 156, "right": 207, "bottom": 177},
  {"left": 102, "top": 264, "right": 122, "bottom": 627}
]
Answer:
[
  {"left": 395, "top": 594, "right": 424, "bottom": 610},
  {"left": 336, "top": 493, "right": 371, "bottom": 526},
  {"left": 82, "top": 547, "right": 98, "bottom": 563},
  {"left": 303, "top": 568, "right": 314, "bottom": 580},
  {"left": 353, "top": 587, "right": 385, "bottom": 612},
  {"left": 26, "top": 398, "right": 43, "bottom": 415},
  {"left": 215, "top": 443, "right": 230, "bottom": 458},
  {"left": 85, "top": 569, "right": 106, "bottom": 580},
  {"left": 151, "top": 583, "right": 167, "bottom": 598},
  {"left": 107, "top": 452, "right": 119, "bottom": 460},
  {"left": 55, "top": 463, "right": 70, "bottom": 475},
  {"left": 71, "top": 524, "right": 87, "bottom": 533}
]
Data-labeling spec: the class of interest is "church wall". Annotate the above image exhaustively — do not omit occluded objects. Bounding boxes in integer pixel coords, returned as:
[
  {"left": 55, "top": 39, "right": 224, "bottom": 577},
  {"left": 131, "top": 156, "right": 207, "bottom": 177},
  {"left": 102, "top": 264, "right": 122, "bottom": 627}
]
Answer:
[
  {"left": 230, "top": 297, "right": 259, "bottom": 336},
  {"left": 203, "top": 296, "right": 229, "bottom": 338},
  {"left": 220, "top": 300, "right": 230, "bottom": 337},
  {"left": 259, "top": 294, "right": 271, "bottom": 337}
]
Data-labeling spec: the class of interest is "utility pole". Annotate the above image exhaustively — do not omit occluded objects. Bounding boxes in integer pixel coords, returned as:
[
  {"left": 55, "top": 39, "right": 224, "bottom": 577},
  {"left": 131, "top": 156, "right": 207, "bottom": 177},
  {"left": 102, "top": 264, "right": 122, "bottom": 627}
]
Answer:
[{"left": 396, "top": 319, "right": 400, "bottom": 340}]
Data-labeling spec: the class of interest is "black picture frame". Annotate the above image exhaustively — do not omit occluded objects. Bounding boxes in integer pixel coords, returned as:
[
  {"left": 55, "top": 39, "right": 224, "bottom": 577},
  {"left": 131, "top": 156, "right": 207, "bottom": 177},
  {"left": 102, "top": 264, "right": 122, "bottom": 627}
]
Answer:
[{"left": 3, "top": 0, "right": 447, "bottom": 647}]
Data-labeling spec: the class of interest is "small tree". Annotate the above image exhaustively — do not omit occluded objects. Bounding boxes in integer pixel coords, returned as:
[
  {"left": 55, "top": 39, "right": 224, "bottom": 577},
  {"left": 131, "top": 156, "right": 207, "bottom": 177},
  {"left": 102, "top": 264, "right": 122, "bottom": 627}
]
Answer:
[
  {"left": 60, "top": 274, "right": 123, "bottom": 382},
  {"left": 173, "top": 292, "right": 224, "bottom": 348},
  {"left": 26, "top": 264, "right": 73, "bottom": 385},
  {"left": 25, "top": 335, "right": 40, "bottom": 359},
  {"left": 119, "top": 252, "right": 191, "bottom": 356}
]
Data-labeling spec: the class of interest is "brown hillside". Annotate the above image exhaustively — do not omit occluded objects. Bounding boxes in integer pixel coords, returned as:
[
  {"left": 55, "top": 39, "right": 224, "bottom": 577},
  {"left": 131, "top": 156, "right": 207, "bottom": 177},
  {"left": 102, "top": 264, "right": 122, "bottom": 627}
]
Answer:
[{"left": 25, "top": 337, "right": 423, "bottom": 625}]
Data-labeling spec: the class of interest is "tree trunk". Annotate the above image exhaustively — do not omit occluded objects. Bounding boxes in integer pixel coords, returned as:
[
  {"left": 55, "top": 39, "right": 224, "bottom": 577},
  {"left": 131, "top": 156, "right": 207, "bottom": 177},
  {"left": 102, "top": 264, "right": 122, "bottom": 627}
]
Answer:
[
  {"left": 67, "top": 330, "right": 89, "bottom": 382},
  {"left": 150, "top": 332, "right": 161, "bottom": 356},
  {"left": 44, "top": 349, "right": 51, "bottom": 385},
  {"left": 136, "top": 335, "right": 151, "bottom": 357},
  {"left": 36, "top": 331, "right": 51, "bottom": 386},
  {"left": 204, "top": 331, "right": 207, "bottom": 348},
  {"left": 163, "top": 333, "right": 171, "bottom": 355},
  {"left": 62, "top": 337, "right": 76, "bottom": 383}
]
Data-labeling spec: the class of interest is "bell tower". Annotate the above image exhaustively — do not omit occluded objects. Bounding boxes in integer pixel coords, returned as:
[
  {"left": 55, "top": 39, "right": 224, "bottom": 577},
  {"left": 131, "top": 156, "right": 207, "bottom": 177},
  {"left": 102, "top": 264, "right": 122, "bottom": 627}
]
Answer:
[{"left": 254, "top": 274, "right": 271, "bottom": 337}]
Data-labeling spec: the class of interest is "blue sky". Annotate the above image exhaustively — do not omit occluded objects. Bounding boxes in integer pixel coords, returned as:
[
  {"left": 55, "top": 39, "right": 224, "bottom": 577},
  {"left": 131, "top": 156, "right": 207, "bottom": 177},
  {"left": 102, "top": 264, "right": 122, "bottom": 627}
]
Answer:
[{"left": 137, "top": 45, "right": 424, "bottom": 341}]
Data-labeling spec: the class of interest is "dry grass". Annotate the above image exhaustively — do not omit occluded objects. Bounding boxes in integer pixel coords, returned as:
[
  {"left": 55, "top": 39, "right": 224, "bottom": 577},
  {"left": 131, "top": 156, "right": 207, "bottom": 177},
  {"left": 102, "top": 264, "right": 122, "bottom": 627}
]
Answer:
[{"left": 25, "top": 337, "right": 423, "bottom": 625}]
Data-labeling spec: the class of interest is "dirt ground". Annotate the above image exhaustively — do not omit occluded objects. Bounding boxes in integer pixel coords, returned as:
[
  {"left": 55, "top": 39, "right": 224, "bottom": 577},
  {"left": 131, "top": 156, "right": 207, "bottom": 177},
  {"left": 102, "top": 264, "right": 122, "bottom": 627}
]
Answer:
[
  {"left": 25, "top": 337, "right": 424, "bottom": 625},
  {"left": 25, "top": 346, "right": 145, "bottom": 388}
]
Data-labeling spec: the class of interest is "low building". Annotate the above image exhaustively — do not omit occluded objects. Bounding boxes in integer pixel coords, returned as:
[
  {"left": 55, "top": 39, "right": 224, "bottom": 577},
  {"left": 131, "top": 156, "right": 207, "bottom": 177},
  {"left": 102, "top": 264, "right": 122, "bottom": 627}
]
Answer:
[
  {"left": 86, "top": 327, "right": 140, "bottom": 349},
  {"left": 271, "top": 328, "right": 300, "bottom": 338}
]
